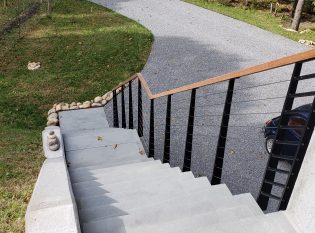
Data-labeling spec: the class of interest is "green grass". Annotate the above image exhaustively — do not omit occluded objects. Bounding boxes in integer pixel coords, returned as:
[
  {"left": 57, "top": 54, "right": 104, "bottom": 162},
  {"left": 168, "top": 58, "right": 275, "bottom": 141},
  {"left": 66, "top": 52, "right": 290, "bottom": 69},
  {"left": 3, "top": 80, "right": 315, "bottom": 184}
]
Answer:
[
  {"left": 186, "top": 0, "right": 315, "bottom": 42},
  {"left": 0, "top": 0, "right": 153, "bottom": 231}
]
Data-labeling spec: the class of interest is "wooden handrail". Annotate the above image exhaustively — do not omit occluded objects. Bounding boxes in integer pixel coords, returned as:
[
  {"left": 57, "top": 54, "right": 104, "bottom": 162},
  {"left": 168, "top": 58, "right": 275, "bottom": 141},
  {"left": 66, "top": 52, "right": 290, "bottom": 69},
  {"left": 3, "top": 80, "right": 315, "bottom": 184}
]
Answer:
[{"left": 114, "top": 49, "right": 315, "bottom": 100}]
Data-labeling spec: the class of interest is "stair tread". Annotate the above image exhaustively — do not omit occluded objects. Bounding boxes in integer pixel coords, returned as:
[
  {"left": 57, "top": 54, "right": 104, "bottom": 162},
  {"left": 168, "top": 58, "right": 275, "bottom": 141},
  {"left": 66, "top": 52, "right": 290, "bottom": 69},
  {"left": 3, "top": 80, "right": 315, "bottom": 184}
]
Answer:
[
  {"left": 72, "top": 163, "right": 173, "bottom": 192},
  {"left": 186, "top": 212, "right": 297, "bottom": 233},
  {"left": 130, "top": 205, "right": 260, "bottom": 233},
  {"left": 75, "top": 170, "right": 195, "bottom": 199},
  {"left": 66, "top": 143, "right": 149, "bottom": 169},
  {"left": 82, "top": 193, "right": 260, "bottom": 232},
  {"left": 63, "top": 128, "right": 141, "bottom": 152},
  {"left": 69, "top": 159, "right": 153, "bottom": 173},
  {"left": 77, "top": 176, "right": 217, "bottom": 209},
  {"left": 70, "top": 158, "right": 159, "bottom": 173},
  {"left": 79, "top": 184, "right": 232, "bottom": 223}
]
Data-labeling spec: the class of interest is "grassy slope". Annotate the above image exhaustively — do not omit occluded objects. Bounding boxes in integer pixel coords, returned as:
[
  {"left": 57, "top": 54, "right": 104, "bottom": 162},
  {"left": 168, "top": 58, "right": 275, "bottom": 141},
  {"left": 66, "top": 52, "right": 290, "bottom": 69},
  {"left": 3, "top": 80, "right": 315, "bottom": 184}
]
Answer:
[
  {"left": 0, "top": 0, "right": 153, "bottom": 231},
  {"left": 186, "top": 0, "right": 315, "bottom": 42}
]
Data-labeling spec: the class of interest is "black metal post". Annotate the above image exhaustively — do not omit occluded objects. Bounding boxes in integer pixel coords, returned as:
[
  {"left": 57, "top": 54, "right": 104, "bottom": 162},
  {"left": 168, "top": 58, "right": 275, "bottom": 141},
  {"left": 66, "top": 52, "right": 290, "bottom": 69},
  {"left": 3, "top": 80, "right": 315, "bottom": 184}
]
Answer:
[
  {"left": 211, "top": 79, "right": 235, "bottom": 185},
  {"left": 149, "top": 99, "right": 155, "bottom": 158},
  {"left": 113, "top": 90, "right": 119, "bottom": 128},
  {"left": 121, "top": 85, "right": 126, "bottom": 128},
  {"left": 182, "top": 89, "right": 197, "bottom": 172},
  {"left": 279, "top": 98, "right": 315, "bottom": 210},
  {"left": 163, "top": 95, "right": 172, "bottom": 163},
  {"left": 129, "top": 81, "right": 134, "bottom": 129},
  {"left": 257, "top": 62, "right": 302, "bottom": 210},
  {"left": 138, "top": 80, "right": 143, "bottom": 137}
]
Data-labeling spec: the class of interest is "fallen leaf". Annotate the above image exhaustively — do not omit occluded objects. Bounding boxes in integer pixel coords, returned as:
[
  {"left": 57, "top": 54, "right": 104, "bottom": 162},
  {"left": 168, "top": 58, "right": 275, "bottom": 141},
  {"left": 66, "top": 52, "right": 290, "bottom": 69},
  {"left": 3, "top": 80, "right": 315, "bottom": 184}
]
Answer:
[
  {"left": 112, "top": 144, "right": 118, "bottom": 149},
  {"left": 97, "top": 136, "right": 103, "bottom": 141}
]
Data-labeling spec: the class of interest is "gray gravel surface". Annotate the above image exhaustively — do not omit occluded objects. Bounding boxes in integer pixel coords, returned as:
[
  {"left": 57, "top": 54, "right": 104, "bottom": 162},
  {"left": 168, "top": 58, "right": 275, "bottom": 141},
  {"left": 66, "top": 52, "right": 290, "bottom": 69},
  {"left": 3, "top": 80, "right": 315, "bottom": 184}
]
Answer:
[{"left": 97, "top": 0, "right": 315, "bottom": 211}]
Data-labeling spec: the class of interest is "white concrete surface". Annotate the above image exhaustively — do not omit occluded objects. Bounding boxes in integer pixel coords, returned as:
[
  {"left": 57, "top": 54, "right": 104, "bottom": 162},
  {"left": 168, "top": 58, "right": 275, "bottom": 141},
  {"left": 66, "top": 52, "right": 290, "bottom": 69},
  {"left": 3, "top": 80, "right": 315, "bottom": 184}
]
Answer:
[
  {"left": 25, "top": 157, "right": 81, "bottom": 233},
  {"left": 26, "top": 126, "right": 81, "bottom": 233},
  {"left": 286, "top": 132, "right": 315, "bottom": 233}
]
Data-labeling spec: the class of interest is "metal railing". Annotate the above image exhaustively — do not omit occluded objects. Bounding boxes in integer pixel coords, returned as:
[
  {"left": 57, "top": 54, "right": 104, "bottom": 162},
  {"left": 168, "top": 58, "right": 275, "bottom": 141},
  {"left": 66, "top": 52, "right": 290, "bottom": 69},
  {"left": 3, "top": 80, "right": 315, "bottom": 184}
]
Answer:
[{"left": 108, "top": 49, "right": 315, "bottom": 211}]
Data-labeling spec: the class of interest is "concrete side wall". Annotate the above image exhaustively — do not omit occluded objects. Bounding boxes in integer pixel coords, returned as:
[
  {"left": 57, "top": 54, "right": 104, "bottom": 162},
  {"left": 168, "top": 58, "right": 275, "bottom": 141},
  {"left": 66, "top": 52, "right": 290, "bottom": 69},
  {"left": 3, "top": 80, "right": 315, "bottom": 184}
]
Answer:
[
  {"left": 286, "top": 132, "right": 315, "bottom": 233},
  {"left": 25, "top": 127, "right": 81, "bottom": 233}
]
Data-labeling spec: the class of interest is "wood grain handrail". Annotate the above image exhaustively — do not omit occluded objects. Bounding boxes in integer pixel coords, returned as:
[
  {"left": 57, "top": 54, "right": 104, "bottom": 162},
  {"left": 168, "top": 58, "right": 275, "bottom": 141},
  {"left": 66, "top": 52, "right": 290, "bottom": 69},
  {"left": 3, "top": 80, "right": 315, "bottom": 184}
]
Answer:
[{"left": 113, "top": 49, "right": 315, "bottom": 100}]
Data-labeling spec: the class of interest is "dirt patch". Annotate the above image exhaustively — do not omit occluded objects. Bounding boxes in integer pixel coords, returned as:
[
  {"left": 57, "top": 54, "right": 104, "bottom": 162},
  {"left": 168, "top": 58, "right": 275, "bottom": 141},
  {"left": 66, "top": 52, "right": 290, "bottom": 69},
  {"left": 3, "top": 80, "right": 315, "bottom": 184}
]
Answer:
[{"left": 0, "top": 3, "right": 40, "bottom": 37}]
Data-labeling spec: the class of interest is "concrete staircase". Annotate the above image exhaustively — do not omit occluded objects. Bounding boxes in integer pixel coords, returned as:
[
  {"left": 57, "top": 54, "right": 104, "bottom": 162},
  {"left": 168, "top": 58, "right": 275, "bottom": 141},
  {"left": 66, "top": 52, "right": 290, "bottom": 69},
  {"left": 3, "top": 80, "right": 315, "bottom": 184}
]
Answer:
[{"left": 59, "top": 107, "right": 298, "bottom": 233}]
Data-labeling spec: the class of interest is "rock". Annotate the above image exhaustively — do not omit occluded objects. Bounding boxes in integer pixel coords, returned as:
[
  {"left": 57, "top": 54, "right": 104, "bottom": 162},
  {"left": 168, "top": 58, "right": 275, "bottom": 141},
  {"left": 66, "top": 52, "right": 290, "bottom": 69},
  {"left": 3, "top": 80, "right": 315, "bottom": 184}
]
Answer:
[
  {"left": 47, "top": 131, "right": 60, "bottom": 151},
  {"left": 48, "top": 108, "right": 56, "bottom": 116},
  {"left": 76, "top": 102, "right": 82, "bottom": 106},
  {"left": 70, "top": 106, "right": 79, "bottom": 110},
  {"left": 101, "top": 99, "right": 107, "bottom": 105},
  {"left": 116, "top": 87, "right": 122, "bottom": 93},
  {"left": 61, "top": 103, "right": 69, "bottom": 111},
  {"left": 94, "top": 96, "right": 103, "bottom": 103},
  {"left": 47, "top": 118, "right": 59, "bottom": 126},
  {"left": 47, "top": 113, "right": 58, "bottom": 121},
  {"left": 27, "top": 61, "right": 41, "bottom": 70},
  {"left": 92, "top": 103, "right": 102, "bottom": 107},
  {"left": 79, "top": 101, "right": 91, "bottom": 109},
  {"left": 299, "top": 39, "right": 306, "bottom": 44},
  {"left": 105, "top": 92, "right": 113, "bottom": 101},
  {"left": 70, "top": 102, "right": 76, "bottom": 107},
  {"left": 55, "top": 104, "right": 62, "bottom": 112}
]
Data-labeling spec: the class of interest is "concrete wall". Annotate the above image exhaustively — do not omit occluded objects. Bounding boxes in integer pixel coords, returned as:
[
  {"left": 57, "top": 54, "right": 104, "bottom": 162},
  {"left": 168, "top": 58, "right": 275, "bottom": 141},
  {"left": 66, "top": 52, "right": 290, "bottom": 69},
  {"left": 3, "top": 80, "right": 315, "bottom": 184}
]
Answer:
[
  {"left": 25, "top": 127, "right": 81, "bottom": 233},
  {"left": 286, "top": 132, "right": 315, "bottom": 233}
]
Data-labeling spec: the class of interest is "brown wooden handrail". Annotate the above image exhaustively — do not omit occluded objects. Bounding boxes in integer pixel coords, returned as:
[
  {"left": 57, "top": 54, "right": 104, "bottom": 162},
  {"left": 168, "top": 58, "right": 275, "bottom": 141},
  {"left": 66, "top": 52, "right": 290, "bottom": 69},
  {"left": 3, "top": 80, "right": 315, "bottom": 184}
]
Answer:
[{"left": 113, "top": 49, "right": 315, "bottom": 99}]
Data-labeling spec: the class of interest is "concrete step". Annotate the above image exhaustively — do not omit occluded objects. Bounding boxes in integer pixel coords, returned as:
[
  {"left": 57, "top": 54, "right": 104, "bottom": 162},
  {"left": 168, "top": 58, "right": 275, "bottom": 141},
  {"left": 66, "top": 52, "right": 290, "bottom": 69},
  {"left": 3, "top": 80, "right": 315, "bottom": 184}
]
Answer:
[
  {"left": 71, "top": 160, "right": 168, "bottom": 185},
  {"left": 76, "top": 176, "right": 214, "bottom": 210},
  {"left": 186, "top": 211, "right": 297, "bottom": 233},
  {"left": 82, "top": 193, "right": 259, "bottom": 233},
  {"left": 69, "top": 159, "right": 153, "bottom": 173},
  {"left": 74, "top": 168, "right": 194, "bottom": 199},
  {"left": 63, "top": 128, "right": 141, "bottom": 152},
  {"left": 72, "top": 163, "right": 172, "bottom": 193},
  {"left": 59, "top": 107, "right": 109, "bottom": 134},
  {"left": 131, "top": 205, "right": 260, "bottom": 233},
  {"left": 79, "top": 184, "right": 231, "bottom": 223},
  {"left": 69, "top": 160, "right": 161, "bottom": 182},
  {"left": 66, "top": 142, "right": 149, "bottom": 169}
]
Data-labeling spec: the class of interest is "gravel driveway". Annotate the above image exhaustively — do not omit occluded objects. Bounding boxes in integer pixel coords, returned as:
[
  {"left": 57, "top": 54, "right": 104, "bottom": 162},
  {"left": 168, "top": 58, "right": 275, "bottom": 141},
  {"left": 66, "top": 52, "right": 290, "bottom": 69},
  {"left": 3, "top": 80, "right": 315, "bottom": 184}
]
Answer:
[{"left": 95, "top": 0, "right": 315, "bottom": 211}]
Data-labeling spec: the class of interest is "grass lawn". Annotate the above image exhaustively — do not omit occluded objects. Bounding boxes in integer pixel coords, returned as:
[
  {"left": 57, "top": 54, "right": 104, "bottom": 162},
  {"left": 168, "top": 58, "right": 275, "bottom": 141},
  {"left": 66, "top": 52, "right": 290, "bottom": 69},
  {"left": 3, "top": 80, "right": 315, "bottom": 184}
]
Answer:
[
  {"left": 185, "top": 0, "right": 315, "bottom": 42},
  {"left": 0, "top": 0, "right": 153, "bottom": 231}
]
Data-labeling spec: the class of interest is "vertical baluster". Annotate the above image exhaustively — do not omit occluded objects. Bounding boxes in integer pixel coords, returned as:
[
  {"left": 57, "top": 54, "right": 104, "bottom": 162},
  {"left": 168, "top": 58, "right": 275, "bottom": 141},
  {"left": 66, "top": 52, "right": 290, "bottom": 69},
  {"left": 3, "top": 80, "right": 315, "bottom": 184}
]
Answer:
[
  {"left": 138, "top": 79, "right": 143, "bottom": 137},
  {"left": 258, "top": 62, "right": 302, "bottom": 210},
  {"left": 129, "top": 81, "right": 134, "bottom": 129},
  {"left": 182, "top": 89, "right": 197, "bottom": 172},
  {"left": 121, "top": 85, "right": 126, "bottom": 128},
  {"left": 211, "top": 79, "right": 235, "bottom": 185},
  {"left": 149, "top": 99, "right": 155, "bottom": 158},
  {"left": 113, "top": 90, "right": 119, "bottom": 128},
  {"left": 163, "top": 95, "right": 172, "bottom": 163},
  {"left": 279, "top": 97, "right": 315, "bottom": 210}
]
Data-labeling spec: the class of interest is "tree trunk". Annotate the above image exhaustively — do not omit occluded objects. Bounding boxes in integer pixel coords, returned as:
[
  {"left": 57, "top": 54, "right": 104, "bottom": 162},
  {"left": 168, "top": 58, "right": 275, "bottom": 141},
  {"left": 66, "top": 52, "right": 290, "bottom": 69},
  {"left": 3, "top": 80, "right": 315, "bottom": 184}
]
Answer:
[
  {"left": 3, "top": 0, "right": 7, "bottom": 7},
  {"left": 291, "top": 0, "right": 305, "bottom": 31},
  {"left": 291, "top": 0, "right": 299, "bottom": 18}
]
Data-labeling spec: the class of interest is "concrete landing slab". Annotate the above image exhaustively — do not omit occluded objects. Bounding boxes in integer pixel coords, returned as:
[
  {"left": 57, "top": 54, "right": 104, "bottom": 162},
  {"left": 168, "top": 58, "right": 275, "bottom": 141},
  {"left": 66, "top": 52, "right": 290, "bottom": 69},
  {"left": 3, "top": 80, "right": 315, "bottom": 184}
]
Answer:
[{"left": 59, "top": 107, "right": 109, "bottom": 134}]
